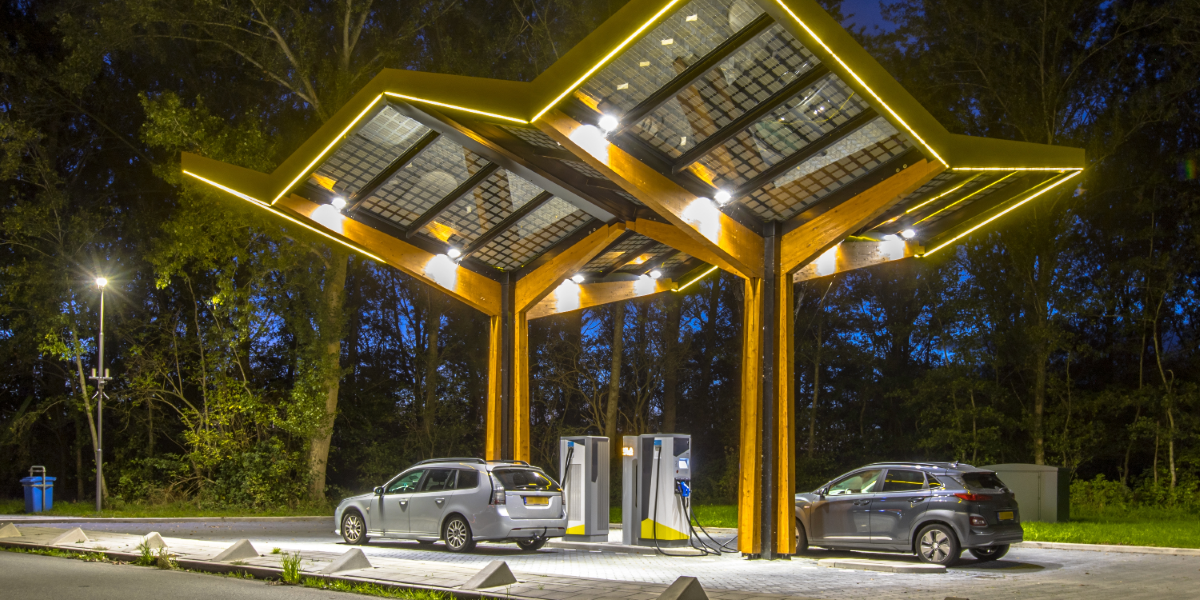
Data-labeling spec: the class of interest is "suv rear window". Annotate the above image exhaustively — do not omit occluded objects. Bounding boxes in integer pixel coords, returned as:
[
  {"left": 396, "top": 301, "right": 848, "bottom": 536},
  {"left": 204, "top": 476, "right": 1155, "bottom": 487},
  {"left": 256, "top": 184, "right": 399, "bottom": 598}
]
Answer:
[
  {"left": 962, "top": 472, "right": 1006, "bottom": 490},
  {"left": 493, "top": 469, "right": 560, "bottom": 492}
]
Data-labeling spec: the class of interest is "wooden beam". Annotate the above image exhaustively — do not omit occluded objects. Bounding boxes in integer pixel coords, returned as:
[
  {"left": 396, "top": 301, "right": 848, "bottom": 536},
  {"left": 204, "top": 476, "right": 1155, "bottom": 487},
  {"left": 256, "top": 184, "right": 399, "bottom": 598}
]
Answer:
[
  {"left": 673, "top": 65, "right": 833, "bottom": 174},
  {"left": 536, "top": 109, "right": 763, "bottom": 279},
  {"left": 615, "top": 13, "right": 776, "bottom": 136},
  {"left": 461, "top": 191, "right": 555, "bottom": 257},
  {"left": 738, "top": 276, "right": 765, "bottom": 555},
  {"left": 780, "top": 160, "right": 944, "bottom": 273},
  {"left": 792, "top": 240, "right": 922, "bottom": 282},
  {"left": 527, "top": 279, "right": 677, "bottom": 320},
  {"left": 485, "top": 315, "right": 503, "bottom": 460},
  {"left": 515, "top": 223, "right": 627, "bottom": 313},
  {"left": 277, "top": 194, "right": 502, "bottom": 315},
  {"left": 628, "top": 219, "right": 742, "bottom": 276},
  {"left": 405, "top": 163, "right": 500, "bottom": 237},
  {"left": 347, "top": 130, "right": 440, "bottom": 212}
]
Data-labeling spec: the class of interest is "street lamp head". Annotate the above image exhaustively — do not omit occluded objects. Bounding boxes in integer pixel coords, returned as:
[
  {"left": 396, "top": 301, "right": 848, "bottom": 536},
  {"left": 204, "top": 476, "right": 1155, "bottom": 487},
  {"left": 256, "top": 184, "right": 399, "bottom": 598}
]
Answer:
[{"left": 96, "top": 277, "right": 108, "bottom": 288}]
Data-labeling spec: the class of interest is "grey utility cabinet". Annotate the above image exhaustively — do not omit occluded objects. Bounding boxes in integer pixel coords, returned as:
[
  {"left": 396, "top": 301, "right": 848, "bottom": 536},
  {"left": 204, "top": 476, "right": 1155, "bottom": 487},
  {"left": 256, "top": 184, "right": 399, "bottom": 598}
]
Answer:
[{"left": 981, "top": 463, "right": 1070, "bottom": 523}]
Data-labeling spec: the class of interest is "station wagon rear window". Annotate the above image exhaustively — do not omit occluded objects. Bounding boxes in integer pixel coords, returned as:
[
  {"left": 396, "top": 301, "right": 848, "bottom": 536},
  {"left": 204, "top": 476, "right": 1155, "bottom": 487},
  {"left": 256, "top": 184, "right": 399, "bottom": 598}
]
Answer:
[
  {"left": 493, "top": 469, "right": 561, "bottom": 492},
  {"left": 962, "top": 472, "right": 1006, "bottom": 490}
]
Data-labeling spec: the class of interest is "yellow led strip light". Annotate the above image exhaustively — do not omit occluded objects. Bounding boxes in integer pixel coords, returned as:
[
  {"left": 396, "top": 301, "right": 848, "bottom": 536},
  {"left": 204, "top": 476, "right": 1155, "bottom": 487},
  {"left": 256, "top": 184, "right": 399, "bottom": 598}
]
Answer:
[
  {"left": 921, "top": 171, "right": 1082, "bottom": 257},
  {"left": 531, "top": 0, "right": 685, "bottom": 122},
  {"left": 771, "top": 0, "right": 947, "bottom": 167},
  {"left": 271, "top": 95, "right": 385, "bottom": 205},
  {"left": 905, "top": 174, "right": 982, "bottom": 214},
  {"left": 184, "top": 170, "right": 386, "bottom": 263},
  {"left": 675, "top": 265, "right": 720, "bottom": 292},
  {"left": 383, "top": 93, "right": 528, "bottom": 124},
  {"left": 953, "top": 167, "right": 1085, "bottom": 172},
  {"left": 914, "top": 172, "right": 1016, "bottom": 225}
]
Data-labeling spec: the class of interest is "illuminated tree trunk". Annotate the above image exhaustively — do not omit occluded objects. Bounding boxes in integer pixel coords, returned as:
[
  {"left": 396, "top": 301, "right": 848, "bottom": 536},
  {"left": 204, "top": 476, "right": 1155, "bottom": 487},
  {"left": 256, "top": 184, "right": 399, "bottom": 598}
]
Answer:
[
  {"left": 605, "top": 303, "right": 624, "bottom": 447},
  {"left": 308, "top": 250, "right": 349, "bottom": 501}
]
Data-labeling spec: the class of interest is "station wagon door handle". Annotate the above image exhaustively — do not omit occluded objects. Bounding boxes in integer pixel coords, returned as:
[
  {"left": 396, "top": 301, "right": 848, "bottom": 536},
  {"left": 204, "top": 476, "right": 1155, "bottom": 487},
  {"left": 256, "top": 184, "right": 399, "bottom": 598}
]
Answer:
[
  {"left": 852, "top": 500, "right": 871, "bottom": 506},
  {"left": 435, "top": 498, "right": 445, "bottom": 507},
  {"left": 398, "top": 500, "right": 408, "bottom": 508},
  {"left": 910, "top": 497, "right": 926, "bottom": 503}
]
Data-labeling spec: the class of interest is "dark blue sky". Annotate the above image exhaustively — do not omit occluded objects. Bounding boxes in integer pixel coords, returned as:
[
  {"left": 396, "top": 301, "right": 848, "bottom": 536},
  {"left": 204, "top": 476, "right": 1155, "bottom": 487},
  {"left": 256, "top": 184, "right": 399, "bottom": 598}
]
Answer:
[{"left": 840, "top": 0, "right": 895, "bottom": 32}]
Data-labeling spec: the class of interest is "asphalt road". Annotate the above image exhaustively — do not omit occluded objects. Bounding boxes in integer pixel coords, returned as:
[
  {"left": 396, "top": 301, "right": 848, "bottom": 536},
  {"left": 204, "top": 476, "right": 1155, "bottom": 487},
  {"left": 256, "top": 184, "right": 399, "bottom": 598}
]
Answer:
[{"left": 0, "top": 551, "right": 347, "bottom": 600}]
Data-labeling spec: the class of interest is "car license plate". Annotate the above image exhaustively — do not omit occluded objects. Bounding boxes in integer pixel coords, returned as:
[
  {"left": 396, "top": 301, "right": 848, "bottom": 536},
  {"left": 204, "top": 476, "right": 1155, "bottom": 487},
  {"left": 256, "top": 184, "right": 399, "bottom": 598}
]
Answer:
[
  {"left": 524, "top": 496, "right": 549, "bottom": 505},
  {"left": 998, "top": 511, "right": 1014, "bottom": 521}
]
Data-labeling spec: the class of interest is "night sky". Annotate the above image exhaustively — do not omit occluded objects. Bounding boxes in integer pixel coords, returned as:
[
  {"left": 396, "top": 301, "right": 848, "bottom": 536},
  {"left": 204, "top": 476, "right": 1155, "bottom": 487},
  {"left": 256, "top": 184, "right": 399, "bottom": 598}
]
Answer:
[{"left": 840, "top": 0, "right": 894, "bottom": 32}]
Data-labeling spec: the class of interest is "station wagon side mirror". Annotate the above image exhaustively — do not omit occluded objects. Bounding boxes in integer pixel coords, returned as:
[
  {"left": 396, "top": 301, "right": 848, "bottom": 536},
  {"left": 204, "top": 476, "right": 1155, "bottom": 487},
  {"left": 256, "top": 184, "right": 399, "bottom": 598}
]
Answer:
[
  {"left": 817, "top": 487, "right": 827, "bottom": 498},
  {"left": 373, "top": 486, "right": 383, "bottom": 495}
]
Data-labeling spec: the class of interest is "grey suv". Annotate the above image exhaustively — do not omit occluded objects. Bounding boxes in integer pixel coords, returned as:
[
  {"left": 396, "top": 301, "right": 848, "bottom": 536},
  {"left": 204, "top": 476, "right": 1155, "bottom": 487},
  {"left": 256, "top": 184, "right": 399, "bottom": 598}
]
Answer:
[
  {"left": 335, "top": 458, "right": 567, "bottom": 552},
  {"left": 795, "top": 462, "right": 1022, "bottom": 565}
]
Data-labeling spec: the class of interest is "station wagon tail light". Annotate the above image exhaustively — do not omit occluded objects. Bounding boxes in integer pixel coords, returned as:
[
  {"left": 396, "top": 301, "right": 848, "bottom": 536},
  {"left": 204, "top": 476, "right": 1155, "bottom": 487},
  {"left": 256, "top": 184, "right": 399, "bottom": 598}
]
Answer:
[
  {"left": 489, "top": 473, "right": 506, "bottom": 505},
  {"left": 955, "top": 493, "right": 992, "bottom": 502}
]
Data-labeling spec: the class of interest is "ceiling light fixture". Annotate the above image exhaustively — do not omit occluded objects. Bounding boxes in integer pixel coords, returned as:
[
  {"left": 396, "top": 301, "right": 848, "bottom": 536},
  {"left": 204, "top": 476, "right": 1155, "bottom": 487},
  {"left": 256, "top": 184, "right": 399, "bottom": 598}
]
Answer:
[
  {"left": 598, "top": 115, "right": 620, "bottom": 134},
  {"left": 649, "top": 270, "right": 662, "bottom": 280},
  {"left": 446, "top": 247, "right": 462, "bottom": 259},
  {"left": 331, "top": 196, "right": 347, "bottom": 210},
  {"left": 571, "top": 274, "right": 585, "bottom": 284},
  {"left": 714, "top": 190, "right": 732, "bottom": 205},
  {"left": 900, "top": 229, "right": 917, "bottom": 240}
]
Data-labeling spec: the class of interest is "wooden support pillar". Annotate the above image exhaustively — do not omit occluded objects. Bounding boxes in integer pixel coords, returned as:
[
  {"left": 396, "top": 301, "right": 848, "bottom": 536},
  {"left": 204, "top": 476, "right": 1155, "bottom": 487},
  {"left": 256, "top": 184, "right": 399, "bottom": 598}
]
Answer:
[
  {"left": 738, "top": 276, "right": 764, "bottom": 555},
  {"left": 500, "top": 273, "right": 515, "bottom": 460},
  {"left": 513, "top": 310, "right": 531, "bottom": 462},
  {"left": 485, "top": 315, "right": 503, "bottom": 460},
  {"left": 739, "top": 222, "right": 796, "bottom": 559}
]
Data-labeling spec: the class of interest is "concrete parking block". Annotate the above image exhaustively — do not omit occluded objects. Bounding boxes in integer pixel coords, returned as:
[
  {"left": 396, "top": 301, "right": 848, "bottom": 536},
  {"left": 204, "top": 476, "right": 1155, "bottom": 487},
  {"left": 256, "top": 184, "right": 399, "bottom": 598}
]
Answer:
[
  {"left": 0, "top": 523, "right": 21, "bottom": 538},
  {"left": 141, "top": 532, "right": 167, "bottom": 549},
  {"left": 48, "top": 527, "right": 89, "bottom": 546},
  {"left": 212, "top": 539, "right": 259, "bottom": 562},
  {"left": 462, "top": 560, "right": 518, "bottom": 589}
]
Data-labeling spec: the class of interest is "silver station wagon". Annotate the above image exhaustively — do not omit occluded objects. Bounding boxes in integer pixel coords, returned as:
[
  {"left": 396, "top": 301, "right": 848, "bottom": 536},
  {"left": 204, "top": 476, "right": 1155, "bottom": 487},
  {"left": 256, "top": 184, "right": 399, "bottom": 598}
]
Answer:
[
  {"left": 335, "top": 458, "right": 567, "bottom": 552},
  {"left": 795, "top": 462, "right": 1023, "bottom": 565}
]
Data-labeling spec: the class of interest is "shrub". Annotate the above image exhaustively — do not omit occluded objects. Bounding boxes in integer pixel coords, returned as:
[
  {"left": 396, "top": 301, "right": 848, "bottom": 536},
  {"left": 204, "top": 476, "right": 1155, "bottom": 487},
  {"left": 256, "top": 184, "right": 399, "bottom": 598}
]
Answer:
[{"left": 1071, "top": 475, "right": 1133, "bottom": 511}]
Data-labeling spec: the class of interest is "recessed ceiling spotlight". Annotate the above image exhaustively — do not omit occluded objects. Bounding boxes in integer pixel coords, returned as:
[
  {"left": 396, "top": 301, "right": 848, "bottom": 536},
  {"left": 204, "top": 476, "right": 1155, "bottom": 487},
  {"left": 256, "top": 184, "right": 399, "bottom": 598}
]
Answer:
[
  {"left": 331, "top": 196, "right": 347, "bottom": 210},
  {"left": 901, "top": 229, "right": 917, "bottom": 240},
  {"left": 447, "top": 247, "right": 462, "bottom": 259},
  {"left": 714, "top": 190, "right": 732, "bottom": 205},
  {"left": 649, "top": 270, "right": 663, "bottom": 280},
  {"left": 571, "top": 274, "right": 585, "bottom": 284}
]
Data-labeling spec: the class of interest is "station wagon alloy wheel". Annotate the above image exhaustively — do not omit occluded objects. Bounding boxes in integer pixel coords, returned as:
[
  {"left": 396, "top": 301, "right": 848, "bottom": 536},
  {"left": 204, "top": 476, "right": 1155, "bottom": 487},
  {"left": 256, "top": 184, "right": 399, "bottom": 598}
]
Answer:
[
  {"left": 916, "top": 524, "right": 960, "bottom": 566},
  {"left": 969, "top": 545, "right": 1009, "bottom": 561},
  {"left": 341, "top": 512, "right": 366, "bottom": 545},
  {"left": 444, "top": 516, "right": 475, "bottom": 552}
]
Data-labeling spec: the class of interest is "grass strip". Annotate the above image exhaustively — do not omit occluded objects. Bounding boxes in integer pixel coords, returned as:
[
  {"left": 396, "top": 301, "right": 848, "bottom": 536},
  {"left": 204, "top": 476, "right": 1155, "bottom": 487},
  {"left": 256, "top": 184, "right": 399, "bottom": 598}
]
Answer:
[
  {"left": 2, "top": 544, "right": 112, "bottom": 562},
  {"left": 0, "top": 499, "right": 332, "bottom": 518},
  {"left": 301, "top": 577, "right": 452, "bottom": 600}
]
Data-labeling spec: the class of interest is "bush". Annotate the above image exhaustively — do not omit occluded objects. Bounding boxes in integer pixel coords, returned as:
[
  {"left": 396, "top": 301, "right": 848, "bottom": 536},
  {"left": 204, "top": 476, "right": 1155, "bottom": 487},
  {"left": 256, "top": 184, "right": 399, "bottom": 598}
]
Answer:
[{"left": 1071, "top": 475, "right": 1133, "bottom": 511}]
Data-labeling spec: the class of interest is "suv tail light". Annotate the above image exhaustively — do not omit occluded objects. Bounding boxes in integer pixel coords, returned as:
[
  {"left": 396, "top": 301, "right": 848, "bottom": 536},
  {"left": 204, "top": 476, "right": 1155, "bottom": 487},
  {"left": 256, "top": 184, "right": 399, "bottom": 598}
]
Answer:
[
  {"left": 970, "top": 515, "right": 988, "bottom": 527},
  {"left": 955, "top": 493, "right": 992, "bottom": 502}
]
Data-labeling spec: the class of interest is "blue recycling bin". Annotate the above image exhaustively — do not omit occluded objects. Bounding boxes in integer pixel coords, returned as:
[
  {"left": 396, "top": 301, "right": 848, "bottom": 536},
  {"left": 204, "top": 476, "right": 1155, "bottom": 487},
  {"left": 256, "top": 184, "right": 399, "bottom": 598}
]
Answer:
[{"left": 20, "top": 476, "right": 55, "bottom": 513}]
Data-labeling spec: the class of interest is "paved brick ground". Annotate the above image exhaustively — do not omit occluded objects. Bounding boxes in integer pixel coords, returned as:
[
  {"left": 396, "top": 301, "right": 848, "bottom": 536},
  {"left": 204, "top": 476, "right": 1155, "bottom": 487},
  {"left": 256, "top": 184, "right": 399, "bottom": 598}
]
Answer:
[{"left": 14, "top": 520, "right": 1200, "bottom": 600}]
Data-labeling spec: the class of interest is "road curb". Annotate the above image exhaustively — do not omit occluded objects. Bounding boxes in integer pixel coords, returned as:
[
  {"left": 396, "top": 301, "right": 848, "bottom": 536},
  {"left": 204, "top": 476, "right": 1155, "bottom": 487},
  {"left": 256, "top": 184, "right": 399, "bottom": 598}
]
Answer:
[
  {"left": 0, "top": 516, "right": 330, "bottom": 524},
  {"left": 0, "top": 538, "right": 541, "bottom": 600},
  {"left": 1015, "top": 541, "right": 1200, "bottom": 557}
]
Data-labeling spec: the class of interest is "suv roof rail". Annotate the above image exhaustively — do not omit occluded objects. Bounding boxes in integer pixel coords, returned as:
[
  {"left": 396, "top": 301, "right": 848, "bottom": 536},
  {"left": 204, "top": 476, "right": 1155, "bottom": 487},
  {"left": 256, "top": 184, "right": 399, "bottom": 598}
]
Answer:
[
  {"left": 868, "top": 461, "right": 951, "bottom": 468},
  {"left": 415, "top": 457, "right": 486, "bottom": 465},
  {"left": 487, "top": 460, "right": 530, "bottom": 466}
]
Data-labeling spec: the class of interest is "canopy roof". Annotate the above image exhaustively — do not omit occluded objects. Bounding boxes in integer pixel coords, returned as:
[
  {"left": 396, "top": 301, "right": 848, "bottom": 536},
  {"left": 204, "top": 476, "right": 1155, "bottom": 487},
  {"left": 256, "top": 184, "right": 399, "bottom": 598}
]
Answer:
[{"left": 182, "top": 0, "right": 1084, "bottom": 312}]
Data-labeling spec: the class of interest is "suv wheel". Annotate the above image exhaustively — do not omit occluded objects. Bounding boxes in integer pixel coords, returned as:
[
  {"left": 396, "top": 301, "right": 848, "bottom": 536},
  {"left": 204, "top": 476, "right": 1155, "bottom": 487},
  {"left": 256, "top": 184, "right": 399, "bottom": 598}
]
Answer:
[
  {"left": 341, "top": 511, "right": 368, "bottom": 545},
  {"left": 516, "top": 538, "right": 547, "bottom": 551},
  {"left": 443, "top": 516, "right": 476, "bottom": 553},
  {"left": 795, "top": 519, "right": 809, "bottom": 554},
  {"left": 915, "top": 524, "right": 960, "bottom": 566},
  {"left": 969, "top": 544, "right": 1009, "bottom": 561}
]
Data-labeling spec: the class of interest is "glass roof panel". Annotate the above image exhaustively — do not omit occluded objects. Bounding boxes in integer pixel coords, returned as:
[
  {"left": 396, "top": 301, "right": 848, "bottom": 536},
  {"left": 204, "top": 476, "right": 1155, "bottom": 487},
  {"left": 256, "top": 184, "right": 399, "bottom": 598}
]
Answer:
[
  {"left": 474, "top": 198, "right": 593, "bottom": 270},
  {"left": 313, "top": 106, "right": 429, "bottom": 196},
  {"left": 417, "top": 170, "right": 546, "bottom": 248},
  {"left": 356, "top": 138, "right": 489, "bottom": 228},
  {"left": 579, "top": 0, "right": 766, "bottom": 115},
  {"left": 742, "top": 120, "right": 912, "bottom": 221},
  {"left": 615, "top": 243, "right": 675, "bottom": 273},
  {"left": 628, "top": 23, "right": 819, "bottom": 159},
  {"left": 690, "top": 73, "right": 869, "bottom": 189},
  {"left": 582, "top": 233, "right": 654, "bottom": 272}
]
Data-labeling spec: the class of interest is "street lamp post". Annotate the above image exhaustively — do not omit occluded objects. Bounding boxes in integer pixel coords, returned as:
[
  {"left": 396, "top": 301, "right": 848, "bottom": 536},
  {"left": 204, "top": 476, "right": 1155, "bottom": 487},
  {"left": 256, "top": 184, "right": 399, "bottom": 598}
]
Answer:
[{"left": 89, "top": 276, "right": 110, "bottom": 513}]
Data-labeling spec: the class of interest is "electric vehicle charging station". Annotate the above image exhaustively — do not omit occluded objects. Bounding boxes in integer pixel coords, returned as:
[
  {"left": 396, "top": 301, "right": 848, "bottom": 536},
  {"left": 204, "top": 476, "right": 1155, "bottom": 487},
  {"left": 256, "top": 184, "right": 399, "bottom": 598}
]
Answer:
[
  {"left": 559, "top": 436, "right": 609, "bottom": 542},
  {"left": 621, "top": 434, "right": 692, "bottom": 548}
]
